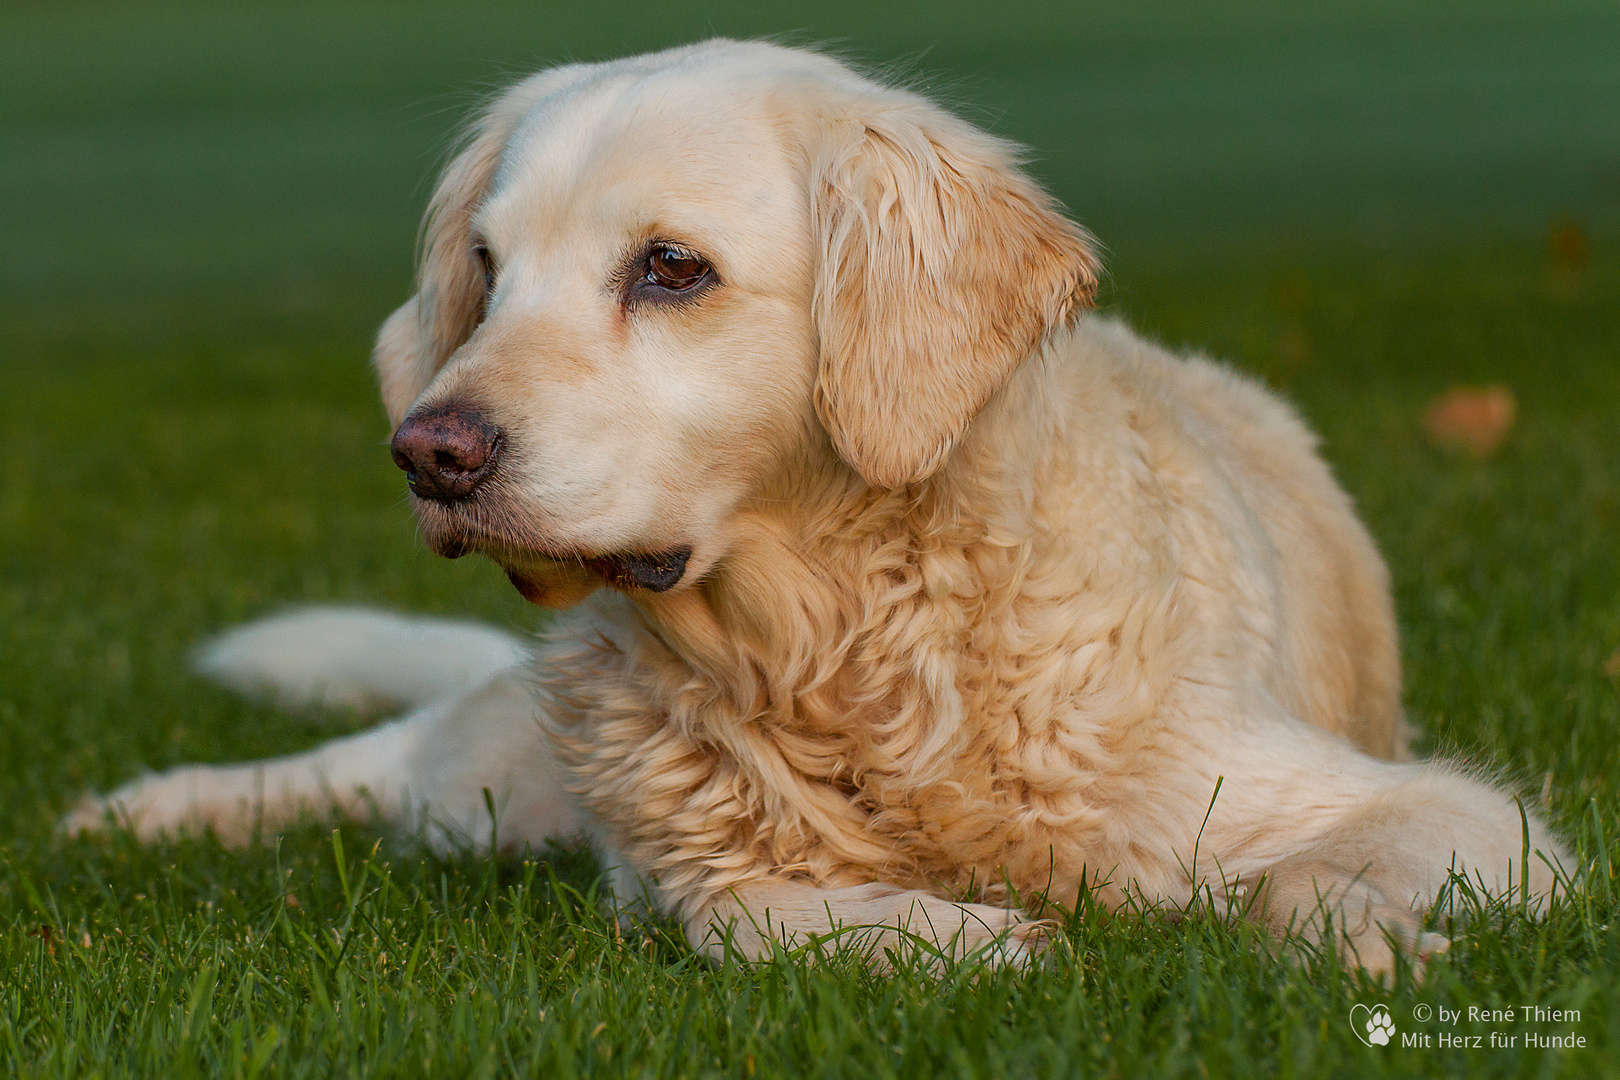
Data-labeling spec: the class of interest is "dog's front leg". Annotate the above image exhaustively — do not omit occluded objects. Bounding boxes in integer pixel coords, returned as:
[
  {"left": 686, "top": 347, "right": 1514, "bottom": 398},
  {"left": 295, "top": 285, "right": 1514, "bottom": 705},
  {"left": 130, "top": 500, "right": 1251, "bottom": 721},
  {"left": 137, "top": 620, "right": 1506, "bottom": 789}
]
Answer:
[
  {"left": 687, "top": 879, "right": 1046, "bottom": 969},
  {"left": 1236, "top": 763, "right": 1568, "bottom": 975},
  {"left": 1197, "top": 721, "right": 1569, "bottom": 975},
  {"left": 62, "top": 671, "right": 584, "bottom": 851}
]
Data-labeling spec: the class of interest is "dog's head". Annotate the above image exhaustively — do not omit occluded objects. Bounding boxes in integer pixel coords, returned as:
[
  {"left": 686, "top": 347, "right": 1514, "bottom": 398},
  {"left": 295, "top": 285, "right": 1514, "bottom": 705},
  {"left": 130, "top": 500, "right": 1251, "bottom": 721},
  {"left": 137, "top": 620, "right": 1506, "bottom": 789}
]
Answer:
[{"left": 376, "top": 40, "right": 1099, "bottom": 606}]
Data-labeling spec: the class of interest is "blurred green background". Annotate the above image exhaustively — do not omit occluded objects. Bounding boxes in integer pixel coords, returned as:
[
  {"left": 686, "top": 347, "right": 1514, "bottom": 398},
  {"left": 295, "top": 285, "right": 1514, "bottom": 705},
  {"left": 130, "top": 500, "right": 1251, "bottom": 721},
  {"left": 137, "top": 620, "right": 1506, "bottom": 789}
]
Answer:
[
  {"left": 1, "top": 2, "right": 1617, "bottom": 1075},
  {"left": 4, "top": 0, "right": 1618, "bottom": 322}
]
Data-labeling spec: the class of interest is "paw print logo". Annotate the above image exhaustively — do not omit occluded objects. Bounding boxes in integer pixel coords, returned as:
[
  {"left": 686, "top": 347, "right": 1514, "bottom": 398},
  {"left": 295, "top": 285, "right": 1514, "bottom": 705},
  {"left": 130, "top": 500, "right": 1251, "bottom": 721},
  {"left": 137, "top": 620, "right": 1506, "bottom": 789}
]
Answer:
[{"left": 1350, "top": 1003, "right": 1396, "bottom": 1046}]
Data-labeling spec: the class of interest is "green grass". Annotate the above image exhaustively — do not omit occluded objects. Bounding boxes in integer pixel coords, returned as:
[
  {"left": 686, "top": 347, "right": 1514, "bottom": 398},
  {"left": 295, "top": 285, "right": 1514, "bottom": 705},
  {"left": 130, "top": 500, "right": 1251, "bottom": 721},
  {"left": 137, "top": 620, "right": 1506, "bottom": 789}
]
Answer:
[{"left": 3, "top": 2, "right": 1619, "bottom": 1076}]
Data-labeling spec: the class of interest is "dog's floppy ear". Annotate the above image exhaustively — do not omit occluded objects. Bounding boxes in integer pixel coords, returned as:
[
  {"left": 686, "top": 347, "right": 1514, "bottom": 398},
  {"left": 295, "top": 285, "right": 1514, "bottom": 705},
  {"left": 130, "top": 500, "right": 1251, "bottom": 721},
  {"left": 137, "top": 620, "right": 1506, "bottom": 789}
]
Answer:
[
  {"left": 373, "top": 107, "right": 513, "bottom": 427},
  {"left": 810, "top": 104, "right": 1100, "bottom": 488},
  {"left": 374, "top": 296, "right": 432, "bottom": 428}
]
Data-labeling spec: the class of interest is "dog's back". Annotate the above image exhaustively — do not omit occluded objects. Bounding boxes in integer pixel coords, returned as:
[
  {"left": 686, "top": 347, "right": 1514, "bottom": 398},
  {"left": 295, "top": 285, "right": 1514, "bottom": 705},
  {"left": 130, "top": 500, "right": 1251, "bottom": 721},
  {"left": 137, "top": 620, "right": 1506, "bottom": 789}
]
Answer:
[{"left": 1067, "top": 319, "right": 1408, "bottom": 759}]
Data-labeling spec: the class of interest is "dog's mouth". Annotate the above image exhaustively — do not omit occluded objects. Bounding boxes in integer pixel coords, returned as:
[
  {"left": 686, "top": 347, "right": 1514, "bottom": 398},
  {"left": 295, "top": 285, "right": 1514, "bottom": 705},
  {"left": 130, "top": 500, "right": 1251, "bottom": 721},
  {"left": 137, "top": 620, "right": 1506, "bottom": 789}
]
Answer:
[
  {"left": 421, "top": 517, "right": 692, "bottom": 605},
  {"left": 498, "top": 547, "right": 692, "bottom": 606},
  {"left": 580, "top": 548, "right": 692, "bottom": 591}
]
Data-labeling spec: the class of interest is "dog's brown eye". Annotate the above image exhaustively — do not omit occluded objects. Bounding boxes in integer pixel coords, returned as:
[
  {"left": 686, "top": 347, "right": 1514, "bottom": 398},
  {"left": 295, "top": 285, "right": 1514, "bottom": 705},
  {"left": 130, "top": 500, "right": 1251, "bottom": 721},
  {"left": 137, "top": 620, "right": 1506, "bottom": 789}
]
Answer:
[
  {"left": 473, "top": 244, "right": 495, "bottom": 296},
  {"left": 645, "top": 246, "right": 710, "bottom": 292}
]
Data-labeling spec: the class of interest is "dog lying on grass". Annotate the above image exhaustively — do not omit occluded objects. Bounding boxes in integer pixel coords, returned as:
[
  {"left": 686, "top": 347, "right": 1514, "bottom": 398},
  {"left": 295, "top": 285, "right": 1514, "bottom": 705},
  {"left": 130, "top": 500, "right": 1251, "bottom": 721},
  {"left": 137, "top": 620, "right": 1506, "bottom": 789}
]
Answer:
[{"left": 67, "top": 39, "right": 1567, "bottom": 974}]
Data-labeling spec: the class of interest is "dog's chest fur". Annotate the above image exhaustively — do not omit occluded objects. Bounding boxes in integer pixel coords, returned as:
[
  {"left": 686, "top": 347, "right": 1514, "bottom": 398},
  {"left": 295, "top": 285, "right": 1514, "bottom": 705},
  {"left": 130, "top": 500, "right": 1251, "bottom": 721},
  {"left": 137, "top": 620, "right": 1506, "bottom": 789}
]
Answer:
[
  {"left": 540, "top": 418, "right": 1209, "bottom": 913},
  {"left": 536, "top": 322, "right": 1401, "bottom": 920}
]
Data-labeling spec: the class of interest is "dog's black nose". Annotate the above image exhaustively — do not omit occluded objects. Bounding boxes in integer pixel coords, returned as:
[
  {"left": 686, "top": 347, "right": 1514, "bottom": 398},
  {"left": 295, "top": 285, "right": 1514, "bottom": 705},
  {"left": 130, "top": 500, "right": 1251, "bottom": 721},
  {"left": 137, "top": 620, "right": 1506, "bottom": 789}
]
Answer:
[{"left": 390, "top": 405, "right": 503, "bottom": 503}]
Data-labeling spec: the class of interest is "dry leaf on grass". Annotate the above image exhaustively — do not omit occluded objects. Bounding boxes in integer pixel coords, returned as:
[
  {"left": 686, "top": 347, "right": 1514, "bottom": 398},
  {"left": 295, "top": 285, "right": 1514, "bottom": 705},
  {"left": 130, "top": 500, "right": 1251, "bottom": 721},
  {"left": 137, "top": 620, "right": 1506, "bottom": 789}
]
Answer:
[
  {"left": 1548, "top": 220, "right": 1590, "bottom": 273},
  {"left": 1423, "top": 386, "right": 1516, "bottom": 458},
  {"left": 1605, "top": 649, "right": 1620, "bottom": 679}
]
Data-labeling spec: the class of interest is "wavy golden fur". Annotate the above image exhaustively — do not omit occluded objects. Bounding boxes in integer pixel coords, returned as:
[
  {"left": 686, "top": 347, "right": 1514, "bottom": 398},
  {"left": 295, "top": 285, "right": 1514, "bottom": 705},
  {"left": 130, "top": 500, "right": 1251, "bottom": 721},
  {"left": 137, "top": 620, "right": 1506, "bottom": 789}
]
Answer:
[{"left": 70, "top": 40, "right": 1566, "bottom": 975}]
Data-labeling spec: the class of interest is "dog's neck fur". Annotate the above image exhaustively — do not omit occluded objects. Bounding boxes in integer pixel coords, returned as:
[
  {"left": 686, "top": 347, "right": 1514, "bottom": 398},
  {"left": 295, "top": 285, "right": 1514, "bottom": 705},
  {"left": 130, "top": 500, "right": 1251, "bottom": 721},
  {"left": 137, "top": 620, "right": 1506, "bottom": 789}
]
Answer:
[
  {"left": 630, "top": 348, "right": 1075, "bottom": 792},
  {"left": 543, "top": 325, "right": 1257, "bottom": 907}
]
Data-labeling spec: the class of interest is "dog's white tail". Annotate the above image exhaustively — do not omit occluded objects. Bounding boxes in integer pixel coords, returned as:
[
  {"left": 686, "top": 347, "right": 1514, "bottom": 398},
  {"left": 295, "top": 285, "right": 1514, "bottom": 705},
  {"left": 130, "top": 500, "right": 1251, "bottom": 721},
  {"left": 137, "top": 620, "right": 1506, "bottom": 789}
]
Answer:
[{"left": 194, "top": 606, "right": 530, "bottom": 714}]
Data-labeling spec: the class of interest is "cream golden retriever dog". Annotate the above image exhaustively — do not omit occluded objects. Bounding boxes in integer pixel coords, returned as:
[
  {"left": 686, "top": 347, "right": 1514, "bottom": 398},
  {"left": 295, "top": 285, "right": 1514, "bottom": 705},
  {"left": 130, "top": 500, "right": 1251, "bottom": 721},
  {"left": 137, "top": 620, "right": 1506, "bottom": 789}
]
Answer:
[{"left": 69, "top": 40, "right": 1567, "bottom": 973}]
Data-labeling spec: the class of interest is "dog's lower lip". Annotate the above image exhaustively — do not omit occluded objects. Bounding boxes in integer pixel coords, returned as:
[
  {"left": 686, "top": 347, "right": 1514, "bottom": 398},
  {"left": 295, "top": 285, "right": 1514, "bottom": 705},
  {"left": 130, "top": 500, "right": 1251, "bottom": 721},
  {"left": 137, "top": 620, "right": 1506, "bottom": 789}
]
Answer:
[
  {"left": 584, "top": 547, "right": 693, "bottom": 592},
  {"left": 424, "top": 528, "right": 692, "bottom": 593},
  {"left": 504, "top": 567, "right": 547, "bottom": 603}
]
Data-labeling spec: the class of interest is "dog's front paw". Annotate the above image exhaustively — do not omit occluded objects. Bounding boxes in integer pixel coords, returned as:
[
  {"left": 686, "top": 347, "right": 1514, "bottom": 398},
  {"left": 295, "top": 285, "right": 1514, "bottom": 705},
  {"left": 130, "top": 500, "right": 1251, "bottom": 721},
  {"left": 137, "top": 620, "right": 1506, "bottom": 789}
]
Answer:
[
  {"left": 697, "top": 882, "right": 1052, "bottom": 973},
  {"left": 1335, "top": 900, "right": 1451, "bottom": 979},
  {"left": 873, "top": 889, "right": 1052, "bottom": 970},
  {"left": 953, "top": 901, "right": 1053, "bottom": 969},
  {"left": 989, "top": 911, "right": 1056, "bottom": 970},
  {"left": 1249, "top": 857, "right": 1449, "bottom": 979},
  {"left": 59, "top": 789, "right": 126, "bottom": 838},
  {"left": 59, "top": 767, "right": 259, "bottom": 845}
]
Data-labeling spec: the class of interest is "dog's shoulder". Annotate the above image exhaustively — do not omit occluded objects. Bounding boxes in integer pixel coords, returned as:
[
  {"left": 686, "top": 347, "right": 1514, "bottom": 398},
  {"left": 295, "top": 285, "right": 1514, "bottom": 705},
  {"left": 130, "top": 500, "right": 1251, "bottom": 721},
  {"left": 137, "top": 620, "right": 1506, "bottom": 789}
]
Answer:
[{"left": 1062, "top": 316, "right": 1314, "bottom": 456}]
